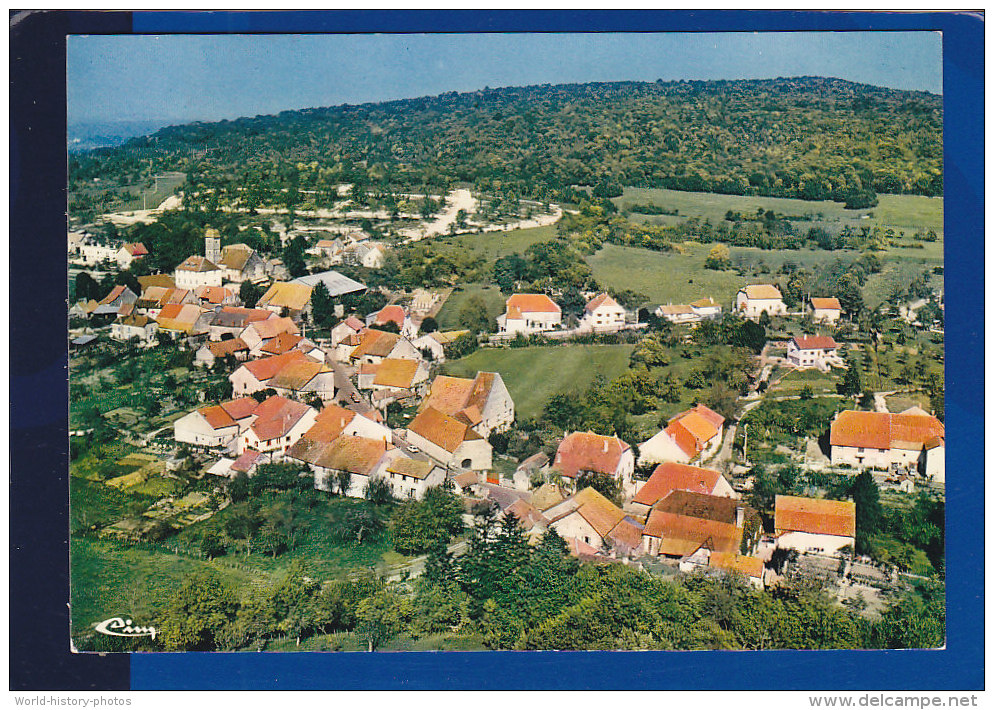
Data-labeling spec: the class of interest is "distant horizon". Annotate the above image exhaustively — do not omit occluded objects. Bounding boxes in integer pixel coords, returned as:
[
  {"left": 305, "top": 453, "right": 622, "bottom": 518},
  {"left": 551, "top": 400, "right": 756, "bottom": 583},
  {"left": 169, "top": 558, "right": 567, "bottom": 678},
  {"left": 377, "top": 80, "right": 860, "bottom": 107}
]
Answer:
[
  {"left": 68, "top": 74, "right": 941, "bottom": 135},
  {"left": 68, "top": 32, "right": 942, "bottom": 127}
]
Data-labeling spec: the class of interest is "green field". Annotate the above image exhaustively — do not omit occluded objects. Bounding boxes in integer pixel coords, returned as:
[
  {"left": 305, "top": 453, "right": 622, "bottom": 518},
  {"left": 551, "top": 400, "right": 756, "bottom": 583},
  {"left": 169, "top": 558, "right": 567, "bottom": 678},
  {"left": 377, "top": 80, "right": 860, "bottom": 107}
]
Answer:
[
  {"left": 433, "top": 223, "right": 557, "bottom": 263},
  {"left": 616, "top": 187, "right": 943, "bottom": 235},
  {"left": 434, "top": 283, "right": 507, "bottom": 331},
  {"left": 768, "top": 368, "right": 843, "bottom": 396},
  {"left": 441, "top": 344, "right": 635, "bottom": 420}
]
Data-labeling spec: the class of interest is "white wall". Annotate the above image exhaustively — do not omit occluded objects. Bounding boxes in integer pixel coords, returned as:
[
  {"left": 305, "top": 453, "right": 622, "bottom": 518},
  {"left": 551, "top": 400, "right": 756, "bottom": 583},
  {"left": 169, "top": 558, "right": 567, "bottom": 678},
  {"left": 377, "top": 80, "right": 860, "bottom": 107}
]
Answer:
[{"left": 776, "top": 531, "right": 854, "bottom": 556}]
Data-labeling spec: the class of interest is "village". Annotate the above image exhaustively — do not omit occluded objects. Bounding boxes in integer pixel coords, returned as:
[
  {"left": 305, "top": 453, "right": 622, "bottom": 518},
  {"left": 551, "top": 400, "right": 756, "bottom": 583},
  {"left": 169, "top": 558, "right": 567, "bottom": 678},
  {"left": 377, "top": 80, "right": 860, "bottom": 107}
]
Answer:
[{"left": 69, "top": 203, "right": 946, "bottom": 632}]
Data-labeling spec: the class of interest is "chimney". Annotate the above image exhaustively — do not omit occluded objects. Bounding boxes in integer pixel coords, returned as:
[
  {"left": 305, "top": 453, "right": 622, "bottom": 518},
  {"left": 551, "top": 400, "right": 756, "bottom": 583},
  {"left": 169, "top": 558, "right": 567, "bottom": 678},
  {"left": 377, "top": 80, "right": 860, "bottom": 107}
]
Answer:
[
  {"left": 603, "top": 439, "right": 609, "bottom": 453},
  {"left": 735, "top": 506, "right": 745, "bottom": 528}
]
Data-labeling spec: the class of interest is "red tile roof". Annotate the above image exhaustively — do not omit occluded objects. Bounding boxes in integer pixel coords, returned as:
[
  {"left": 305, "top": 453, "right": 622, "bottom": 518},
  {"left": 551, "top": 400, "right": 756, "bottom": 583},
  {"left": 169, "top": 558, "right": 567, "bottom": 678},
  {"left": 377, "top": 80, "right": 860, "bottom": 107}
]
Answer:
[
  {"left": 260, "top": 332, "right": 304, "bottom": 355},
  {"left": 810, "top": 297, "right": 841, "bottom": 310},
  {"left": 584, "top": 292, "right": 621, "bottom": 313},
  {"left": 208, "top": 338, "right": 249, "bottom": 358},
  {"left": 792, "top": 335, "right": 838, "bottom": 350},
  {"left": 505, "top": 293, "right": 561, "bottom": 318},
  {"left": 219, "top": 397, "right": 259, "bottom": 421},
  {"left": 775, "top": 495, "right": 855, "bottom": 538},
  {"left": 198, "top": 405, "right": 238, "bottom": 430},
  {"left": 99, "top": 285, "right": 128, "bottom": 305},
  {"left": 643, "top": 509, "right": 743, "bottom": 557},
  {"left": 122, "top": 242, "right": 148, "bottom": 256},
  {"left": 249, "top": 396, "right": 313, "bottom": 442},
  {"left": 230, "top": 449, "right": 262, "bottom": 473},
  {"left": 553, "top": 431, "right": 630, "bottom": 479},
  {"left": 408, "top": 407, "right": 482, "bottom": 453},
  {"left": 374, "top": 305, "right": 406, "bottom": 329},
  {"left": 634, "top": 462, "right": 725, "bottom": 506},
  {"left": 709, "top": 551, "right": 764, "bottom": 579},
  {"left": 830, "top": 410, "right": 944, "bottom": 451},
  {"left": 350, "top": 329, "right": 401, "bottom": 360}
]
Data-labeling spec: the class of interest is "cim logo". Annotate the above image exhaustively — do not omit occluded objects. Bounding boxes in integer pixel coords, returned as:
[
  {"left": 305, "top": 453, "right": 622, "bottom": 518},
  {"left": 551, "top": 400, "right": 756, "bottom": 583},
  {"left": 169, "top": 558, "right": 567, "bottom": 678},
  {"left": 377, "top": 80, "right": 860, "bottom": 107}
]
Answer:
[{"left": 94, "top": 617, "right": 157, "bottom": 640}]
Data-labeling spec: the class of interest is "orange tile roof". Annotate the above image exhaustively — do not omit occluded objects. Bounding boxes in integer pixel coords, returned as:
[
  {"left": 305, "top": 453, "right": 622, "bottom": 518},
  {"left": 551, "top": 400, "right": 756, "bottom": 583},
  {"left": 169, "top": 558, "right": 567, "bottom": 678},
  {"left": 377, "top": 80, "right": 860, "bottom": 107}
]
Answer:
[
  {"left": 258, "top": 282, "right": 312, "bottom": 311},
  {"left": 830, "top": 410, "right": 944, "bottom": 451},
  {"left": 654, "top": 490, "right": 741, "bottom": 524},
  {"left": 690, "top": 297, "right": 719, "bottom": 309},
  {"left": 792, "top": 335, "right": 838, "bottom": 350},
  {"left": 249, "top": 395, "right": 313, "bottom": 441},
  {"left": 569, "top": 487, "right": 627, "bottom": 537},
  {"left": 408, "top": 407, "right": 481, "bottom": 453},
  {"left": 350, "top": 329, "right": 401, "bottom": 360},
  {"left": 374, "top": 305, "right": 407, "bottom": 328},
  {"left": 775, "top": 495, "right": 855, "bottom": 538},
  {"left": 197, "top": 405, "right": 238, "bottom": 430},
  {"left": 251, "top": 316, "right": 300, "bottom": 340},
  {"left": 268, "top": 359, "right": 326, "bottom": 391},
  {"left": 290, "top": 434, "right": 388, "bottom": 475},
  {"left": 156, "top": 303, "right": 203, "bottom": 333},
  {"left": 553, "top": 431, "right": 630, "bottom": 479},
  {"left": 219, "top": 397, "right": 259, "bottom": 421},
  {"left": 585, "top": 292, "right": 621, "bottom": 313},
  {"left": 810, "top": 297, "right": 841, "bottom": 310},
  {"left": 657, "top": 304, "right": 693, "bottom": 315},
  {"left": 742, "top": 284, "right": 783, "bottom": 300},
  {"left": 505, "top": 293, "right": 561, "bottom": 318},
  {"left": 608, "top": 516, "right": 645, "bottom": 552},
  {"left": 261, "top": 332, "right": 304, "bottom": 355},
  {"left": 709, "top": 552, "right": 764, "bottom": 579},
  {"left": 208, "top": 338, "right": 249, "bottom": 357},
  {"left": 664, "top": 414, "right": 720, "bottom": 459},
  {"left": 304, "top": 405, "right": 359, "bottom": 443},
  {"left": 195, "top": 285, "right": 233, "bottom": 304},
  {"left": 341, "top": 315, "right": 365, "bottom": 331},
  {"left": 373, "top": 358, "right": 421, "bottom": 389},
  {"left": 672, "top": 403, "right": 725, "bottom": 430},
  {"left": 241, "top": 350, "right": 310, "bottom": 382},
  {"left": 643, "top": 509, "right": 743, "bottom": 556},
  {"left": 99, "top": 285, "right": 128, "bottom": 305},
  {"left": 634, "top": 462, "right": 724, "bottom": 506}
]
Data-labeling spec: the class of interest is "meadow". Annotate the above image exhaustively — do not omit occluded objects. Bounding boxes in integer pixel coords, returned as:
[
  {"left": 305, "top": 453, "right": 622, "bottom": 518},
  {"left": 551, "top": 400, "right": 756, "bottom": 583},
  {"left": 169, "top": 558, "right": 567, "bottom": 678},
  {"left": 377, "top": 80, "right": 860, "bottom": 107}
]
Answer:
[
  {"left": 432, "top": 223, "right": 557, "bottom": 263},
  {"left": 441, "top": 344, "right": 635, "bottom": 420},
  {"left": 434, "top": 283, "right": 508, "bottom": 331}
]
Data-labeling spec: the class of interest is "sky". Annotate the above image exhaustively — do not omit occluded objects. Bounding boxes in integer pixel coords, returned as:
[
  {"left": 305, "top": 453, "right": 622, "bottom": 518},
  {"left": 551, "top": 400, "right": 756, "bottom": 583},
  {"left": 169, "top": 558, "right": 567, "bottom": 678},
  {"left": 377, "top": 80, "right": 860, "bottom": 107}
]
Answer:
[{"left": 68, "top": 31, "right": 942, "bottom": 126}]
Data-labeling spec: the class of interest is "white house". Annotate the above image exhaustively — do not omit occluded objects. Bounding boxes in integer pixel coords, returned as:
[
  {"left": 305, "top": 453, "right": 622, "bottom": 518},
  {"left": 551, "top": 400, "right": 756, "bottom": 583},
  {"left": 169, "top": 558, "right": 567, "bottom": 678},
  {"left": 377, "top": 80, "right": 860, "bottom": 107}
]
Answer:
[
  {"left": 79, "top": 240, "right": 119, "bottom": 266},
  {"left": 348, "top": 329, "right": 422, "bottom": 365},
  {"left": 631, "top": 461, "right": 737, "bottom": 518},
  {"left": 110, "top": 314, "right": 158, "bottom": 345},
  {"left": 382, "top": 458, "right": 447, "bottom": 500},
  {"left": 229, "top": 350, "right": 335, "bottom": 401},
  {"left": 367, "top": 304, "right": 418, "bottom": 338},
  {"left": 655, "top": 304, "right": 698, "bottom": 324},
  {"left": 638, "top": 404, "right": 725, "bottom": 465},
  {"left": 217, "top": 243, "right": 266, "bottom": 284},
  {"left": 920, "top": 435, "right": 945, "bottom": 483},
  {"left": 786, "top": 335, "right": 844, "bottom": 370},
  {"left": 116, "top": 242, "right": 148, "bottom": 269},
  {"left": 330, "top": 316, "right": 366, "bottom": 347},
  {"left": 174, "top": 256, "right": 223, "bottom": 290},
  {"left": 735, "top": 284, "right": 787, "bottom": 319},
  {"left": 235, "top": 395, "right": 317, "bottom": 459},
  {"left": 411, "top": 330, "right": 470, "bottom": 363},
  {"left": 172, "top": 397, "right": 260, "bottom": 451},
  {"left": 809, "top": 297, "right": 842, "bottom": 324},
  {"left": 690, "top": 297, "right": 722, "bottom": 320},
  {"left": 418, "top": 372, "right": 515, "bottom": 437},
  {"left": 830, "top": 408, "right": 945, "bottom": 474},
  {"left": 288, "top": 434, "right": 400, "bottom": 498},
  {"left": 551, "top": 431, "right": 636, "bottom": 500},
  {"left": 544, "top": 487, "right": 644, "bottom": 559},
  {"left": 775, "top": 495, "right": 856, "bottom": 556},
  {"left": 578, "top": 293, "right": 627, "bottom": 333},
  {"left": 496, "top": 294, "right": 562, "bottom": 335},
  {"left": 406, "top": 407, "right": 493, "bottom": 471}
]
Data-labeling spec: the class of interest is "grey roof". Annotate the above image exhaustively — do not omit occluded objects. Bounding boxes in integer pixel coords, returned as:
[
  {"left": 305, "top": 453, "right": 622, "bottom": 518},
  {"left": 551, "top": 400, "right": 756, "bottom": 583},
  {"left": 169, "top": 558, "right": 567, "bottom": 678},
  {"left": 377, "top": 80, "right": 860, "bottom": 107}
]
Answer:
[
  {"left": 71, "top": 334, "right": 98, "bottom": 346},
  {"left": 291, "top": 270, "right": 366, "bottom": 297}
]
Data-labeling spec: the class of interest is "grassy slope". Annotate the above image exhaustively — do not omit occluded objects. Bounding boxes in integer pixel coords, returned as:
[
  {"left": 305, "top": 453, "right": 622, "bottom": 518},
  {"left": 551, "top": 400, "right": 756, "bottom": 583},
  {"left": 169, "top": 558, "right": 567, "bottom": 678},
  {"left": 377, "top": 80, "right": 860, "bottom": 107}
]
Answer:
[
  {"left": 441, "top": 344, "right": 635, "bottom": 420},
  {"left": 434, "top": 284, "right": 507, "bottom": 331},
  {"left": 433, "top": 223, "right": 557, "bottom": 262}
]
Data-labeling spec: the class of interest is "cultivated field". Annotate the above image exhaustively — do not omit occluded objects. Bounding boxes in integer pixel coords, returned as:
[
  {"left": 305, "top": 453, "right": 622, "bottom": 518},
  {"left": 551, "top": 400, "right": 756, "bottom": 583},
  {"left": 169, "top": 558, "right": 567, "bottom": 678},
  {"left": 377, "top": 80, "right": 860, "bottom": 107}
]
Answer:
[{"left": 441, "top": 344, "right": 635, "bottom": 420}]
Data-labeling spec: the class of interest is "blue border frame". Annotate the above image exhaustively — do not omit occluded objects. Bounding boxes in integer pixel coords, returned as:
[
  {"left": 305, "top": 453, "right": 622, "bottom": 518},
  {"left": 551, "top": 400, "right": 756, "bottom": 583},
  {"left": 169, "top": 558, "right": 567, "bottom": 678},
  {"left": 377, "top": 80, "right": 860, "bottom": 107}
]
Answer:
[{"left": 10, "top": 9, "right": 982, "bottom": 691}]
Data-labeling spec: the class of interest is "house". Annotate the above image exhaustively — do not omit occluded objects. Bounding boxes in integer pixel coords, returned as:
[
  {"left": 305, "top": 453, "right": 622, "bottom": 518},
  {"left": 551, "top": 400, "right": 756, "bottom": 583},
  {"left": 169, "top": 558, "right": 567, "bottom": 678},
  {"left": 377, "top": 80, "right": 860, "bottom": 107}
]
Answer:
[
  {"left": 655, "top": 304, "right": 698, "bottom": 324},
  {"left": 419, "top": 372, "right": 515, "bottom": 437},
  {"left": 680, "top": 549, "right": 765, "bottom": 589},
  {"left": 313, "top": 238, "right": 344, "bottom": 261},
  {"left": 301, "top": 404, "right": 392, "bottom": 444},
  {"left": 545, "top": 487, "right": 644, "bottom": 559},
  {"left": 735, "top": 284, "right": 787, "bottom": 319},
  {"left": 774, "top": 495, "right": 856, "bottom": 556},
  {"left": 406, "top": 407, "right": 493, "bottom": 471},
  {"left": 809, "top": 297, "right": 842, "bottom": 324},
  {"left": 288, "top": 434, "right": 399, "bottom": 498},
  {"left": 229, "top": 449, "right": 264, "bottom": 478},
  {"left": 240, "top": 317, "right": 301, "bottom": 355},
  {"left": 551, "top": 431, "right": 635, "bottom": 499},
  {"left": 136, "top": 287, "right": 194, "bottom": 318},
  {"left": 513, "top": 451, "right": 550, "bottom": 491},
  {"left": 631, "top": 461, "right": 736, "bottom": 518},
  {"left": 830, "top": 408, "right": 945, "bottom": 476},
  {"left": 193, "top": 285, "right": 238, "bottom": 308},
  {"left": 360, "top": 358, "right": 430, "bottom": 397},
  {"left": 78, "top": 239, "right": 119, "bottom": 266},
  {"left": 348, "top": 328, "right": 421, "bottom": 364},
  {"left": 229, "top": 350, "right": 335, "bottom": 401},
  {"left": 330, "top": 315, "right": 366, "bottom": 347},
  {"left": 110, "top": 314, "right": 158, "bottom": 345},
  {"left": 116, "top": 242, "right": 148, "bottom": 269},
  {"left": 256, "top": 282, "right": 313, "bottom": 318},
  {"left": 641, "top": 490, "right": 757, "bottom": 560},
  {"left": 155, "top": 303, "right": 207, "bottom": 336},
  {"left": 93, "top": 285, "right": 138, "bottom": 317},
  {"left": 578, "top": 292, "right": 627, "bottom": 333},
  {"left": 235, "top": 395, "right": 318, "bottom": 459},
  {"left": 786, "top": 335, "right": 844, "bottom": 371},
  {"left": 195, "top": 337, "right": 250, "bottom": 368},
  {"left": 217, "top": 243, "right": 266, "bottom": 284},
  {"left": 411, "top": 329, "right": 470, "bottom": 363},
  {"left": 409, "top": 289, "right": 440, "bottom": 315},
  {"left": 137, "top": 274, "right": 176, "bottom": 292},
  {"left": 209, "top": 306, "right": 275, "bottom": 341},
  {"left": 638, "top": 404, "right": 725, "bottom": 465},
  {"left": 342, "top": 241, "right": 386, "bottom": 269},
  {"left": 920, "top": 435, "right": 945, "bottom": 483},
  {"left": 174, "top": 256, "right": 223, "bottom": 290},
  {"left": 383, "top": 458, "right": 447, "bottom": 500},
  {"left": 173, "top": 397, "right": 260, "bottom": 451},
  {"left": 368, "top": 304, "right": 417, "bottom": 338},
  {"left": 497, "top": 294, "right": 562, "bottom": 335},
  {"left": 690, "top": 297, "right": 722, "bottom": 320}
]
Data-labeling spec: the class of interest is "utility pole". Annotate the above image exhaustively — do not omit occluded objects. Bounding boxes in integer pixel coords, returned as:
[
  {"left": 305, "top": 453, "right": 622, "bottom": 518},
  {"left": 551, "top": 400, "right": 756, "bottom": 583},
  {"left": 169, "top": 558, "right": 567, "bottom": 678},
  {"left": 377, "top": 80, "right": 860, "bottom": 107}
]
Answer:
[{"left": 743, "top": 423, "right": 749, "bottom": 466}]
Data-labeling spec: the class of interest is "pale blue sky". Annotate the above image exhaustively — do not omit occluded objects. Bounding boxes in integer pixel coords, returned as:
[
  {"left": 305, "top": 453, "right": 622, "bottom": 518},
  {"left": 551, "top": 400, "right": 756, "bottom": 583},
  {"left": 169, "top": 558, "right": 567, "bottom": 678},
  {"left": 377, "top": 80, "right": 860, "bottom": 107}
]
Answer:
[{"left": 68, "top": 32, "right": 942, "bottom": 125}]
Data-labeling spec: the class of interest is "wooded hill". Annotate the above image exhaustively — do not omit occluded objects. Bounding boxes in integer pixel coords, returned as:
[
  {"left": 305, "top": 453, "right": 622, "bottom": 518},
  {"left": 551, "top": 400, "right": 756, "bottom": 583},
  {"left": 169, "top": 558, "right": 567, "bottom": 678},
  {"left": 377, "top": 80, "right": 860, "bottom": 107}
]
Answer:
[{"left": 69, "top": 77, "right": 942, "bottom": 205}]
